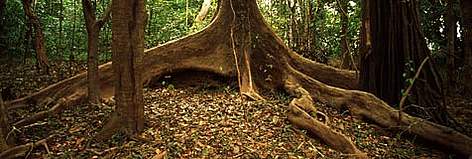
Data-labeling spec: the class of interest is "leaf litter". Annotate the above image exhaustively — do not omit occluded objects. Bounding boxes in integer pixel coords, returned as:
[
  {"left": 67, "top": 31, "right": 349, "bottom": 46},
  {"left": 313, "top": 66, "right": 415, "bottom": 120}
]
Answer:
[{"left": 0, "top": 61, "right": 454, "bottom": 158}]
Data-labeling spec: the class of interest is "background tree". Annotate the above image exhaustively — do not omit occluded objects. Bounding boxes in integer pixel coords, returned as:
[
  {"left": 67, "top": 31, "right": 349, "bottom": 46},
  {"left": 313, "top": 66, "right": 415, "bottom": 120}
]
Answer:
[
  {"left": 193, "top": 0, "right": 211, "bottom": 24},
  {"left": 6, "top": 0, "right": 472, "bottom": 156},
  {"left": 97, "top": 0, "right": 145, "bottom": 139},
  {"left": 337, "top": 0, "right": 352, "bottom": 69},
  {"left": 0, "top": 0, "right": 6, "bottom": 55},
  {"left": 0, "top": 0, "right": 5, "bottom": 18},
  {"left": 445, "top": 0, "right": 457, "bottom": 87},
  {"left": 82, "top": 0, "right": 111, "bottom": 105},
  {"left": 461, "top": 0, "right": 472, "bottom": 97},
  {"left": 359, "top": 0, "right": 449, "bottom": 125},
  {"left": 22, "top": 0, "right": 49, "bottom": 70}
]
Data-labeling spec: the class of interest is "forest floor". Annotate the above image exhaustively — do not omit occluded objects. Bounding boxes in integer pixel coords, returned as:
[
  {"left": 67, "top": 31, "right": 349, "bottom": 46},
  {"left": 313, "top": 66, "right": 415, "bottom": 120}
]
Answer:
[{"left": 1, "top": 60, "right": 471, "bottom": 158}]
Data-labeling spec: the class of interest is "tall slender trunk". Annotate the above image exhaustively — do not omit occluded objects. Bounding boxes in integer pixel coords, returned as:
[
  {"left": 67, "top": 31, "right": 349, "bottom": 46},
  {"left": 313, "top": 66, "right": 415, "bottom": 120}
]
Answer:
[
  {"left": 461, "top": 0, "right": 472, "bottom": 97},
  {"left": 338, "top": 0, "right": 350, "bottom": 69},
  {"left": 70, "top": 0, "right": 77, "bottom": 63},
  {"left": 22, "top": 0, "right": 49, "bottom": 70},
  {"left": 446, "top": 0, "right": 457, "bottom": 88},
  {"left": 58, "top": 0, "right": 64, "bottom": 58},
  {"left": 0, "top": 0, "right": 6, "bottom": 18},
  {"left": 82, "top": 0, "right": 111, "bottom": 105},
  {"left": 23, "top": 15, "right": 33, "bottom": 64},
  {"left": 194, "top": 0, "right": 212, "bottom": 23},
  {"left": 0, "top": 0, "right": 6, "bottom": 56},
  {"left": 287, "top": 0, "right": 294, "bottom": 48},
  {"left": 307, "top": 0, "right": 313, "bottom": 53}
]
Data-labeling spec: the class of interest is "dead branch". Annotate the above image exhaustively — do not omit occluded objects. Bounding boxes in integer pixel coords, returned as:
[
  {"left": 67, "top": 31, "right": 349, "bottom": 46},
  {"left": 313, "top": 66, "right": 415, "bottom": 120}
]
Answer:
[
  {"left": 13, "top": 92, "right": 85, "bottom": 127},
  {"left": 0, "top": 135, "right": 55, "bottom": 159},
  {"left": 398, "top": 57, "right": 429, "bottom": 121}
]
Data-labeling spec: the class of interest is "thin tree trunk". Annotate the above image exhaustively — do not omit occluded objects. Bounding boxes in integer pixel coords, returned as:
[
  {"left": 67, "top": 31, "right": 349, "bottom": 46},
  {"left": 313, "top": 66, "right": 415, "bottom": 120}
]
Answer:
[
  {"left": 82, "top": 0, "right": 112, "bottom": 105},
  {"left": 287, "top": 0, "right": 294, "bottom": 48},
  {"left": 58, "top": 0, "right": 64, "bottom": 58},
  {"left": 446, "top": 0, "right": 457, "bottom": 88},
  {"left": 0, "top": 0, "right": 6, "bottom": 17},
  {"left": 338, "top": 0, "right": 351, "bottom": 69},
  {"left": 69, "top": 0, "right": 77, "bottom": 64},
  {"left": 307, "top": 0, "right": 313, "bottom": 53},
  {"left": 0, "top": 0, "right": 5, "bottom": 56},
  {"left": 96, "top": 0, "right": 145, "bottom": 140},
  {"left": 23, "top": 16, "right": 33, "bottom": 64},
  {"left": 22, "top": 0, "right": 49, "bottom": 70},
  {"left": 194, "top": 0, "right": 212, "bottom": 23},
  {"left": 461, "top": 0, "right": 472, "bottom": 97}
]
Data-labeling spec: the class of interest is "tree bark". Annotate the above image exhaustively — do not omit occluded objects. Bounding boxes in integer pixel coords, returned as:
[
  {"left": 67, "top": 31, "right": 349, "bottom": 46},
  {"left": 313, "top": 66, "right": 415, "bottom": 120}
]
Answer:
[
  {"left": 194, "top": 0, "right": 212, "bottom": 23},
  {"left": 359, "top": 0, "right": 449, "bottom": 125},
  {"left": 96, "top": 0, "right": 145, "bottom": 140},
  {"left": 22, "top": 0, "right": 49, "bottom": 70},
  {"left": 5, "top": 0, "right": 472, "bottom": 156},
  {"left": 82, "top": 0, "right": 112, "bottom": 105},
  {"left": 0, "top": 0, "right": 6, "bottom": 21},
  {"left": 461, "top": 0, "right": 472, "bottom": 97},
  {"left": 338, "top": 0, "right": 351, "bottom": 69},
  {"left": 58, "top": 0, "right": 64, "bottom": 58},
  {"left": 446, "top": 0, "right": 457, "bottom": 88},
  {"left": 0, "top": 0, "right": 7, "bottom": 55}
]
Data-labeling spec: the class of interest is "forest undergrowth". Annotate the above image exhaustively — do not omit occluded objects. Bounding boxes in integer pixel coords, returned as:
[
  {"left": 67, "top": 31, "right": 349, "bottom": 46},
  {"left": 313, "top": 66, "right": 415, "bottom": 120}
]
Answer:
[{"left": 1, "top": 60, "right": 469, "bottom": 158}]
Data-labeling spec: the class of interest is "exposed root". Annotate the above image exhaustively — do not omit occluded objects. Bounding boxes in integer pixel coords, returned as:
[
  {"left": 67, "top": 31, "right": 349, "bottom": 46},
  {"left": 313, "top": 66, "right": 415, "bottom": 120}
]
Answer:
[
  {"left": 284, "top": 77, "right": 366, "bottom": 158},
  {"left": 3, "top": 0, "right": 472, "bottom": 157},
  {"left": 288, "top": 100, "right": 366, "bottom": 158},
  {"left": 290, "top": 67, "right": 472, "bottom": 156},
  {"left": 13, "top": 92, "right": 85, "bottom": 127},
  {"left": 0, "top": 135, "right": 55, "bottom": 159},
  {"left": 241, "top": 90, "right": 265, "bottom": 101}
]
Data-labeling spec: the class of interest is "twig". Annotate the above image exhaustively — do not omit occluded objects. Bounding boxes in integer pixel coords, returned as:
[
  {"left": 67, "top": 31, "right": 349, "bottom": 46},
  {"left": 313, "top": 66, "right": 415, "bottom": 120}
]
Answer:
[
  {"left": 398, "top": 57, "right": 429, "bottom": 121},
  {"left": 86, "top": 147, "right": 118, "bottom": 156},
  {"left": 42, "top": 142, "right": 51, "bottom": 154},
  {"left": 0, "top": 134, "right": 56, "bottom": 159},
  {"left": 24, "top": 143, "right": 33, "bottom": 159},
  {"left": 308, "top": 141, "right": 325, "bottom": 158}
]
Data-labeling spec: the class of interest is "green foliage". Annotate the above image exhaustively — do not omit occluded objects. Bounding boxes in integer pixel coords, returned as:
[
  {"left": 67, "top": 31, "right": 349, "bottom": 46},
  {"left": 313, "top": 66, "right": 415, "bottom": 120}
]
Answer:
[
  {"left": 0, "top": 0, "right": 27, "bottom": 57},
  {"left": 0, "top": 0, "right": 212, "bottom": 62},
  {"left": 0, "top": 0, "right": 366, "bottom": 65},
  {"left": 419, "top": 0, "right": 447, "bottom": 54},
  {"left": 258, "top": 0, "right": 361, "bottom": 62}
]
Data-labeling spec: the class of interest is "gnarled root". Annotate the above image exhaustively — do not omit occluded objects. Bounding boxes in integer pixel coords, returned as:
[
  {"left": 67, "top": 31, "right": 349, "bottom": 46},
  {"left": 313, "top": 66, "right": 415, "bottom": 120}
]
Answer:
[
  {"left": 284, "top": 77, "right": 367, "bottom": 158},
  {"left": 289, "top": 66, "right": 472, "bottom": 156}
]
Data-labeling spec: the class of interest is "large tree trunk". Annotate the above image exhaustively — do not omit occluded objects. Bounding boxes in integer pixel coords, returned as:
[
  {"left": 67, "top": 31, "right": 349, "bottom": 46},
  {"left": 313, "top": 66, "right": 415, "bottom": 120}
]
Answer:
[
  {"left": 82, "top": 0, "right": 112, "bottom": 105},
  {"left": 22, "top": 0, "right": 49, "bottom": 70},
  {"left": 95, "top": 0, "right": 145, "bottom": 140},
  {"left": 359, "top": 0, "right": 449, "bottom": 125},
  {"left": 5, "top": 0, "right": 472, "bottom": 157},
  {"left": 461, "top": 0, "right": 472, "bottom": 97}
]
